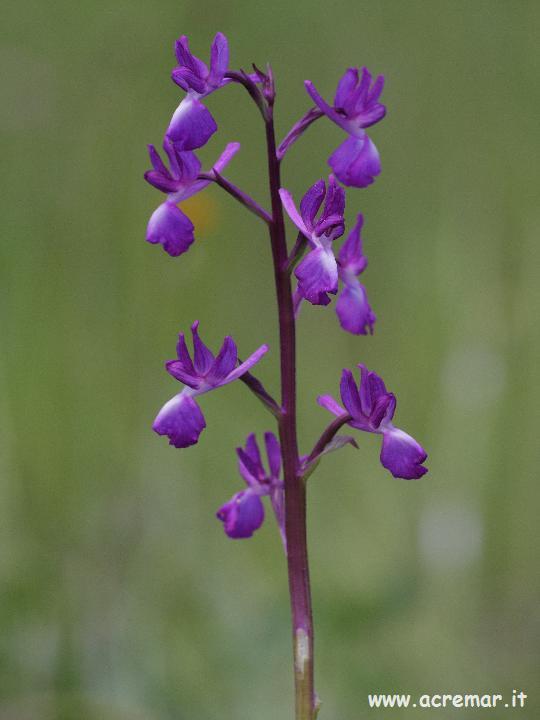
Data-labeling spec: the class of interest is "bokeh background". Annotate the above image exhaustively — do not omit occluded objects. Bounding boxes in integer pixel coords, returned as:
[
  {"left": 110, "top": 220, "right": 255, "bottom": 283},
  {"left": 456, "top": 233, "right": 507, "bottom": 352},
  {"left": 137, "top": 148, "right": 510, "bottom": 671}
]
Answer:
[{"left": 2, "top": 0, "right": 539, "bottom": 718}]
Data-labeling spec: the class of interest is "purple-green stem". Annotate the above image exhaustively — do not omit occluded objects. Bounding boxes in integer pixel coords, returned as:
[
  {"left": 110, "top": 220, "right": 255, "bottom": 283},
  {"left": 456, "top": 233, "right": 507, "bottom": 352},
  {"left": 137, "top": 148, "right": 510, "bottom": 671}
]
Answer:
[
  {"left": 225, "top": 69, "right": 326, "bottom": 718},
  {"left": 264, "top": 108, "right": 315, "bottom": 720}
]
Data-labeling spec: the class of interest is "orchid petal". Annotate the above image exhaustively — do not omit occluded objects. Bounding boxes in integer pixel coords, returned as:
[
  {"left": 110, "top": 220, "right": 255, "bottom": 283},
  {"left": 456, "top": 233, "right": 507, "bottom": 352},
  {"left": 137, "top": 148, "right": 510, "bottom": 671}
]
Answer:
[
  {"left": 336, "top": 281, "right": 375, "bottom": 335},
  {"left": 245, "top": 433, "right": 263, "bottom": 470},
  {"left": 340, "top": 368, "right": 364, "bottom": 418},
  {"left": 264, "top": 432, "right": 281, "bottom": 478},
  {"left": 329, "top": 135, "right": 381, "bottom": 188},
  {"left": 295, "top": 247, "right": 338, "bottom": 305},
  {"left": 209, "top": 32, "right": 229, "bottom": 85},
  {"left": 380, "top": 427, "right": 428, "bottom": 479},
  {"left": 225, "top": 344, "right": 269, "bottom": 384},
  {"left": 153, "top": 392, "right": 206, "bottom": 448},
  {"left": 216, "top": 490, "right": 265, "bottom": 539},
  {"left": 334, "top": 68, "right": 359, "bottom": 108},
  {"left": 167, "top": 96, "right": 217, "bottom": 151},
  {"left": 146, "top": 202, "right": 194, "bottom": 257},
  {"left": 299, "top": 179, "right": 326, "bottom": 229},
  {"left": 191, "top": 321, "right": 215, "bottom": 375},
  {"left": 206, "top": 336, "right": 238, "bottom": 385},
  {"left": 317, "top": 394, "right": 345, "bottom": 416},
  {"left": 279, "top": 188, "right": 309, "bottom": 237},
  {"left": 213, "top": 142, "right": 241, "bottom": 173}
]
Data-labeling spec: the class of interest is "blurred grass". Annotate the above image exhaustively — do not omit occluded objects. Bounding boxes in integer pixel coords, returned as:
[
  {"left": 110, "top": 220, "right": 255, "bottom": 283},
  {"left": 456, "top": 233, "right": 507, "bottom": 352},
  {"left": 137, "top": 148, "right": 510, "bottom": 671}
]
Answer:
[{"left": 2, "top": 0, "right": 540, "bottom": 718}]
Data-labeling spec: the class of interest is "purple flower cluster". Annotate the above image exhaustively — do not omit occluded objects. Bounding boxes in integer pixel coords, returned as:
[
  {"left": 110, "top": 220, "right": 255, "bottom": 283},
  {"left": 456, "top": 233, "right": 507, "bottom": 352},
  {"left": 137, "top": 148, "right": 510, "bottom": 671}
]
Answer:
[{"left": 145, "top": 32, "right": 427, "bottom": 543}]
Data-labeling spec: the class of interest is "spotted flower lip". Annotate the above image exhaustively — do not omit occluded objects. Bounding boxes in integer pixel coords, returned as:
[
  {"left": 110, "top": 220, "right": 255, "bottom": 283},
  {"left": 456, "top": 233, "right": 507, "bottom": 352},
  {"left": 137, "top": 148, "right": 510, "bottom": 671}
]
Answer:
[
  {"left": 217, "top": 433, "right": 284, "bottom": 540},
  {"left": 153, "top": 323, "right": 268, "bottom": 448},
  {"left": 318, "top": 364, "right": 428, "bottom": 479},
  {"left": 279, "top": 175, "right": 345, "bottom": 305},
  {"left": 145, "top": 141, "right": 240, "bottom": 257},
  {"left": 336, "top": 213, "right": 376, "bottom": 335}
]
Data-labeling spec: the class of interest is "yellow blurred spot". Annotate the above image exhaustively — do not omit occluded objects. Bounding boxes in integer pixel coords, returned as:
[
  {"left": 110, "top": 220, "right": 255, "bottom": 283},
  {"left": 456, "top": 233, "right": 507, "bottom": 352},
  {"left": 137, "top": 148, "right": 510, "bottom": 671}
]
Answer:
[{"left": 179, "top": 194, "right": 217, "bottom": 234}]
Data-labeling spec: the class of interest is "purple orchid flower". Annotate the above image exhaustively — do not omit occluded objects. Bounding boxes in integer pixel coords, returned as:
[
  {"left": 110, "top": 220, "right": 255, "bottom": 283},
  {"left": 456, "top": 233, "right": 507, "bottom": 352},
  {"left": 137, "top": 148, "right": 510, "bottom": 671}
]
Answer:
[
  {"left": 279, "top": 175, "right": 345, "bottom": 305},
  {"left": 217, "top": 432, "right": 284, "bottom": 540},
  {"left": 336, "top": 213, "right": 376, "bottom": 335},
  {"left": 145, "top": 140, "right": 240, "bottom": 257},
  {"left": 305, "top": 67, "right": 385, "bottom": 188},
  {"left": 153, "top": 322, "right": 268, "bottom": 448},
  {"left": 318, "top": 364, "right": 428, "bottom": 479},
  {"left": 166, "top": 33, "right": 230, "bottom": 150}
]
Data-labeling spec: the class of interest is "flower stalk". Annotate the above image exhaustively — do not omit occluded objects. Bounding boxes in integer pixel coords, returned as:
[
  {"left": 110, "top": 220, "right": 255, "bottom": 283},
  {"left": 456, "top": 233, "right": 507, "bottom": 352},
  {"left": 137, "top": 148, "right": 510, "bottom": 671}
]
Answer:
[{"left": 264, "top": 101, "right": 316, "bottom": 719}]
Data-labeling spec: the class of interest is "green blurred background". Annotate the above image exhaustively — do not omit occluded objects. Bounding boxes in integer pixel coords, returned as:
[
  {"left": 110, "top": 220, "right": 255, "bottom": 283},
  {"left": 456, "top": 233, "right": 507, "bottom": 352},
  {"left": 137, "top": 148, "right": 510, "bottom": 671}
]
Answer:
[{"left": 2, "top": 0, "right": 539, "bottom": 717}]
